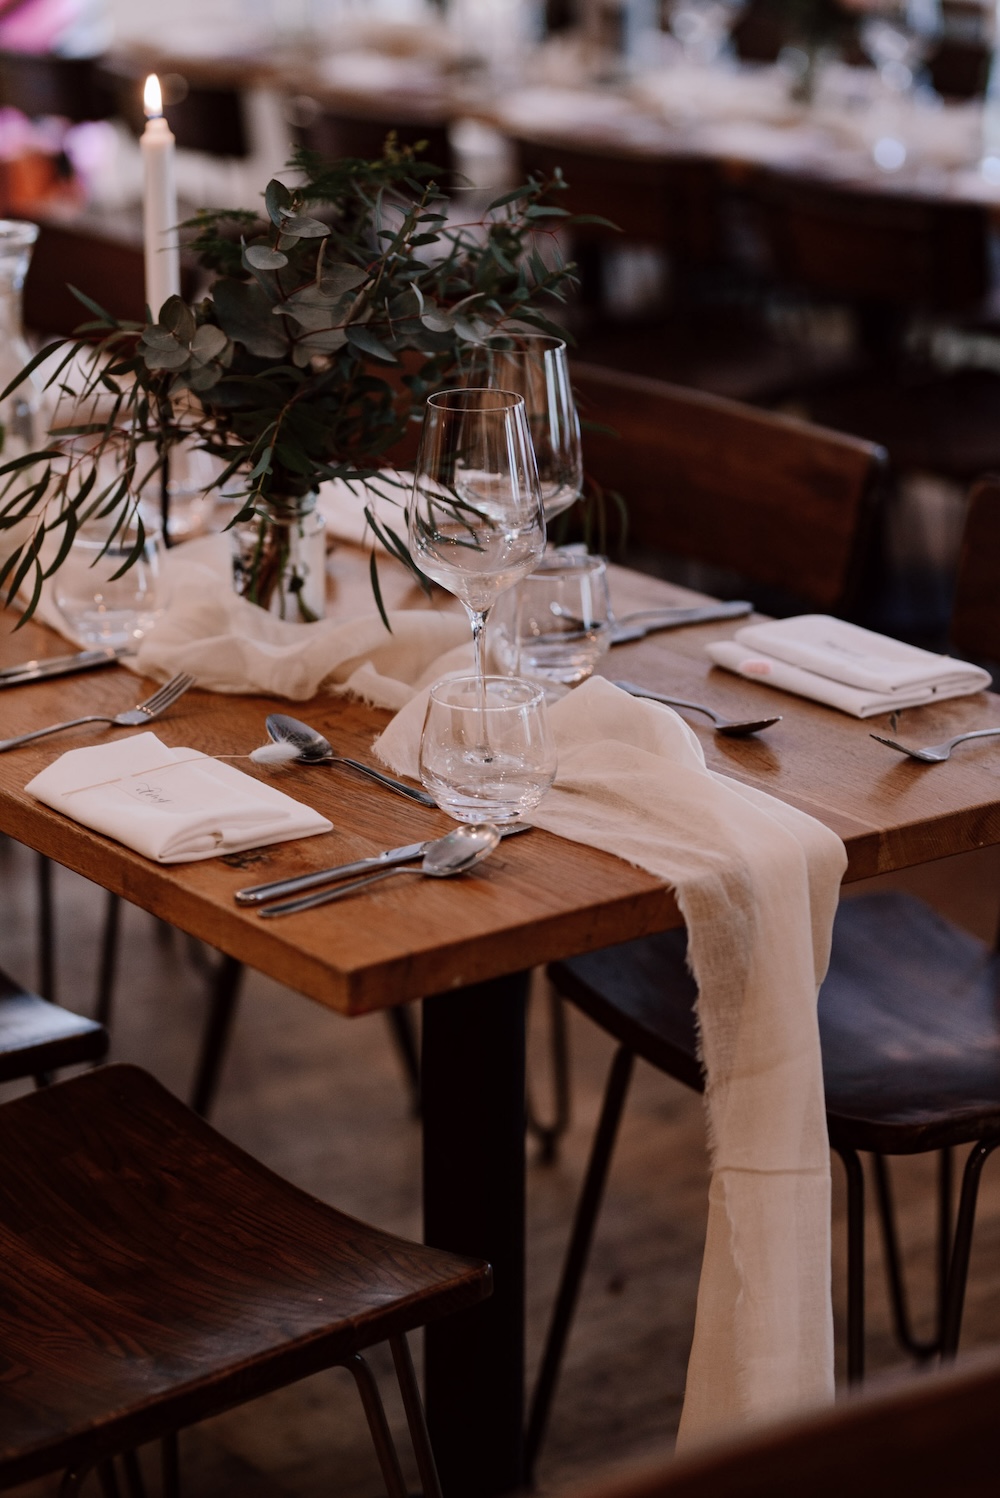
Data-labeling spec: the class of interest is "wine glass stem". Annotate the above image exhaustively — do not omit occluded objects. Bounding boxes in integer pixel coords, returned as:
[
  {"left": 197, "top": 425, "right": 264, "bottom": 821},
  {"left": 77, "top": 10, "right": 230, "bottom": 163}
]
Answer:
[{"left": 468, "top": 604, "right": 492, "bottom": 758}]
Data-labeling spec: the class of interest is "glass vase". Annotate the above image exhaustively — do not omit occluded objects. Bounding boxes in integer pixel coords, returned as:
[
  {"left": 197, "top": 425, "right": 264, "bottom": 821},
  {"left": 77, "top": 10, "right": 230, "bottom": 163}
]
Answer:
[
  {"left": 0, "top": 220, "right": 46, "bottom": 462},
  {"left": 232, "top": 493, "right": 327, "bottom": 622}
]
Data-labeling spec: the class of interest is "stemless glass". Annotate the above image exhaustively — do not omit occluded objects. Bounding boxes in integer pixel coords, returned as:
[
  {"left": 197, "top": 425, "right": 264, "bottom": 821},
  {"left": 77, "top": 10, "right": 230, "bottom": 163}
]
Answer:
[
  {"left": 53, "top": 511, "right": 168, "bottom": 649},
  {"left": 419, "top": 674, "right": 557, "bottom": 823},
  {"left": 470, "top": 334, "right": 583, "bottom": 522},
  {"left": 491, "top": 551, "right": 612, "bottom": 693},
  {"left": 408, "top": 388, "right": 546, "bottom": 686}
]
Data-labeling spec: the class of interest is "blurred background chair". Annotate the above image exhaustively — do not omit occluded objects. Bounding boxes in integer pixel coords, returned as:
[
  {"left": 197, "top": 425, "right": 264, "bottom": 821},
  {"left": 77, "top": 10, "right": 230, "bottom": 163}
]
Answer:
[{"left": 570, "top": 360, "right": 886, "bottom": 619}]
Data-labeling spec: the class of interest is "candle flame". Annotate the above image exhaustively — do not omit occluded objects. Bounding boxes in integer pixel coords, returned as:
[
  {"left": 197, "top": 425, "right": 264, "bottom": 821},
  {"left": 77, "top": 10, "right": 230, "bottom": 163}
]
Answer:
[{"left": 143, "top": 74, "right": 163, "bottom": 118}]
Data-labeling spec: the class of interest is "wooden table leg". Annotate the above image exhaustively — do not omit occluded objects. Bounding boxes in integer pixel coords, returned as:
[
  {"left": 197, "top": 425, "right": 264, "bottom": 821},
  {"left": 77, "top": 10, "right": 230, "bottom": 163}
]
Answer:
[{"left": 422, "top": 972, "right": 529, "bottom": 1498}]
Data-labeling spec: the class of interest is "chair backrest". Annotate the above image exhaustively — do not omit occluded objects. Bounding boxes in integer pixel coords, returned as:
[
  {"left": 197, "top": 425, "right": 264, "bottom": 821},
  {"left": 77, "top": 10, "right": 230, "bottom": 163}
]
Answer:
[
  {"left": 24, "top": 217, "right": 197, "bottom": 337},
  {"left": 571, "top": 361, "right": 885, "bottom": 612},
  {"left": 951, "top": 476, "right": 1000, "bottom": 663},
  {"left": 749, "top": 169, "right": 990, "bottom": 314},
  {"left": 0, "top": 51, "right": 111, "bottom": 122},
  {"left": 512, "top": 134, "right": 725, "bottom": 269},
  {"left": 569, "top": 1351, "right": 1000, "bottom": 1498}
]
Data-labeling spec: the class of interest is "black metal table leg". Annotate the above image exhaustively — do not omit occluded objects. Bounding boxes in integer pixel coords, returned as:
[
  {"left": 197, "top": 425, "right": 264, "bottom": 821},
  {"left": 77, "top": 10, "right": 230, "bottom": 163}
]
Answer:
[{"left": 422, "top": 972, "right": 529, "bottom": 1498}]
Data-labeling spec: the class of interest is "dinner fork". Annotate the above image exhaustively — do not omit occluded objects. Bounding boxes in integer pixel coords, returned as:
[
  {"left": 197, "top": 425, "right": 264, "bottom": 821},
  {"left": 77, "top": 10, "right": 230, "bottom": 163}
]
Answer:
[
  {"left": 0, "top": 673, "right": 196, "bottom": 752},
  {"left": 869, "top": 726, "right": 1000, "bottom": 764}
]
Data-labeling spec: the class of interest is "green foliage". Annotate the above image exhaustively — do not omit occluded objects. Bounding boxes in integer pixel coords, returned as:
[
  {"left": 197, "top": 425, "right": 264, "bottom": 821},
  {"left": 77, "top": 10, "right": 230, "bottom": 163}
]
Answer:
[{"left": 0, "top": 144, "right": 582, "bottom": 619}]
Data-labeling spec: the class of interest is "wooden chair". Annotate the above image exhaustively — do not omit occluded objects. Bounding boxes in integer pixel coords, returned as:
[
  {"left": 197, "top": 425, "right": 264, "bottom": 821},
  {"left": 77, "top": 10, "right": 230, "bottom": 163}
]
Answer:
[
  {"left": 0, "top": 1062, "right": 490, "bottom": 1495},
  {"left": 0, "top": 967, "right": 106, "bottom": 1087},
  {"left": 565, "top": 1349, "right": 1000, "bottom": 1498},
  {"left": 570, "top": 361, "right": 886, "bottom": 614},
  {"left": 525, "top": 477, "right": 1000, "bottom": 1477}
]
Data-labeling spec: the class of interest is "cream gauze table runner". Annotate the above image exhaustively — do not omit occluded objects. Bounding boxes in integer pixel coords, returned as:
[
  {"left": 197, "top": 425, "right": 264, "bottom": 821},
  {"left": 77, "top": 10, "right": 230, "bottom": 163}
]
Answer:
[{"left": 374, "top": 676, "right": 847, "bottom": 1449}]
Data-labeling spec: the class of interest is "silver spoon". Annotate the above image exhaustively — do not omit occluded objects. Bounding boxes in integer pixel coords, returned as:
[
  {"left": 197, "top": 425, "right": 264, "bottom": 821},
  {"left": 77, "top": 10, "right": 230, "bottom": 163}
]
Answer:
[
  {"left": 266, "top": 713, "right": 438, "bottom": 807},
  {"left": 614, "top": 681, "right": 782, "bottom": 737},
  {"left": 259, "top": 823, "right": 501, "bottom": 916},
  {"left": 869, "top": 727, "right": 1000, "bottom": 764}
]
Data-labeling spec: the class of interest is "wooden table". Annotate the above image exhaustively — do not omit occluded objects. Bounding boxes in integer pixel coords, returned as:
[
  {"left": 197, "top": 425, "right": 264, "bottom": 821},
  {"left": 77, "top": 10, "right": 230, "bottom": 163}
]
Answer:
[{"left": 3, "top": 552, "right": 1000, "bottom": 1496}]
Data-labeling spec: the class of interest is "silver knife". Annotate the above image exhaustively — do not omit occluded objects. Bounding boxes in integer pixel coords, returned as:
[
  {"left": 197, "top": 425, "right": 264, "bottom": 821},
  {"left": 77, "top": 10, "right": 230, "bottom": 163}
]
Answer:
[
  {"left": 0, "top": 646, "right": 129, "bottom": 687},
  {"left": 610, "top": 600, "right": 752, "bottom": 645},
  {"left": 234, "top": 822, "right": 532, "bottom": 907}
]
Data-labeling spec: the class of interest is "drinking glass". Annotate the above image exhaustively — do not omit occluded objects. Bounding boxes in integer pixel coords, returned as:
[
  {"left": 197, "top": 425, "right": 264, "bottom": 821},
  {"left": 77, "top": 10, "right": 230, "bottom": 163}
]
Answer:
[
  {"left": 408, "top": 388, "right": 546, "bottom": 687},
  {"left": 419, "top": 674, "right": 557, "bottom": 823},
  {"left": 469, "top": 335, "right": 583, "bottom": 522},
  {"left": 491, "top": 552, "right": 612, "bottom": 693},
  {"left": 53, "top": 512, "right": 168, "bottom": 649}
]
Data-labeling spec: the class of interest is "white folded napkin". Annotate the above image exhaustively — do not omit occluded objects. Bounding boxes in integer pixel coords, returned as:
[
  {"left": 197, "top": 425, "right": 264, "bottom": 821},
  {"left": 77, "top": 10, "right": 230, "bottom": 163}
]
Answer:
[
  {"left": 26, "top": 731, "right": 333, "bottom": 864},
  {"left": 707, "top": 615, "right": 991, "bottom": 718},
  {"left": 375, "top": 676, "right": 846, "bottom": 1446}
]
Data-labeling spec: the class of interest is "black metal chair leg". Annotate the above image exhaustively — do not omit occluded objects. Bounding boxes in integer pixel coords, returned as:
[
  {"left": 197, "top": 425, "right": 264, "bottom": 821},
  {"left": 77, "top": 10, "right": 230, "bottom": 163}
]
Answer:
[
  {"left": 940, "top": 1135, "right": 1000, "bottom": 1356},
  {"left": 526, "top": 987, "right": 572, "bottom": 1165},
  {"left": 96, "top": 1461, "right": 120, "bottom": 1498},
  {"left": 94, "top": 891, "right": 122, "bottom": 1029},
  {"left": 936, "top": 1147, "right": 953, "bottom": 1343},
  {"left": 343, "top": 1353, "right": 409, "bottom": 1498},
  {"left": 834, "top": 1144, "right": 866, "bottom": 1384},
  {"left": 161, "top": 1433, "right": 180, "bottom": 1498},
  {"left": 121, "top": 1449, "right": 146, "bottom": 1498},
  {"left": 384, "top": 1006, "right": 421, "bottom": 1116},
  {"left": 189, "top": 955, "right": 244, "bottom": 1117},
  {"left": 390, "top": 1333, "right": 443, "bottom": 1498},
  {"left": 525, "top": 1043, "right": 635, "bottom": 1483},
  {"left": 36, "top": 852, "right": 56, "bottom": 1002},
  {"left": 871, "top": 1152, "right": 937, "bottom": 1361}
]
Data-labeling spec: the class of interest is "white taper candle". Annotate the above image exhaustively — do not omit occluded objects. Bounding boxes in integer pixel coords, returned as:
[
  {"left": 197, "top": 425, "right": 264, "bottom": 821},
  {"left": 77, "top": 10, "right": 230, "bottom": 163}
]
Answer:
[{"left": 140, "top": 75, "right": 180, "bottom": 321}]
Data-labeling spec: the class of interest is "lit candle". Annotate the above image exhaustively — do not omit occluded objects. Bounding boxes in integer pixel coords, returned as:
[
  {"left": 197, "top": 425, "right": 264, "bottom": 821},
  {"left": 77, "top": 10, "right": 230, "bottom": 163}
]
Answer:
[{"left": 140, "top": 74, "right": 180, "bottom": 321}]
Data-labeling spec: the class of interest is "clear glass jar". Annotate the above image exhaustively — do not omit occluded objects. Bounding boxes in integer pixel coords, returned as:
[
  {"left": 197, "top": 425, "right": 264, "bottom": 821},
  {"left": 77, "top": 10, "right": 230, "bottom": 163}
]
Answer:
[
  {"left": 232, "top": 493, "right": 327, "bottom": 622},
  {"left": 0, "top": 221, "right": 46, "bottom": 462}
]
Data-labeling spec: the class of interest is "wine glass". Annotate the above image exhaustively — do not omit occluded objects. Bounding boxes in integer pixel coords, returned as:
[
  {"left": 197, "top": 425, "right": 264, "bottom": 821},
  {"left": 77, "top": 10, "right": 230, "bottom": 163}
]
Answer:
[
  {"left": 468, "top": 334, "right": 583, "bottom": 523},
  {"left": 408, "top": 388, "right": 547, "bottom": 688}
]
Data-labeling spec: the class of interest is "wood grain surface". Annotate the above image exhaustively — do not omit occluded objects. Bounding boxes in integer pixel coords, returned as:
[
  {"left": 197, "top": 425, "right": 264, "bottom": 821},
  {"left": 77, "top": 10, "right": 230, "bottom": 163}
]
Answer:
[{"left": 2, "top": 551, "right": 999, "bottom": 1016}]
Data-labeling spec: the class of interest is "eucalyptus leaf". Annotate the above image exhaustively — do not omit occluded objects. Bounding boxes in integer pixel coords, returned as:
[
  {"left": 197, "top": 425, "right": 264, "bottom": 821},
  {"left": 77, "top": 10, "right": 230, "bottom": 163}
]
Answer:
[
  {"left": 159, "top": 296, "right": 197, "bottom": 342},
  {"left": 280, "top": 213, "right": 330, "bottom": 238},
  {"left": 142, "top": 345, "right": 192, "bottom": 371},
  {"left": 264, "top": 178, "right": 293, "bottom": 227},
  {"left": 190, "top": 324, "right": 229, "bottom": 362},
  {"left": 213, "top": 278, "right": 290, "bottom": 358},
  {"left": 346, "top": 326, "right": 397, "bottom": 363},
  {"left": 244, "top": 244, "right": 289, "bottom": 271}
]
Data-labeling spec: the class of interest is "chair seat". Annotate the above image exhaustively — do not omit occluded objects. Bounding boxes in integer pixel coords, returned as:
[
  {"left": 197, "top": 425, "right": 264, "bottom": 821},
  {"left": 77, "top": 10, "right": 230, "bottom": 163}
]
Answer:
[
  {"left": 0, "top": 1065, "right": 490, "bottom": 1489},
  {"left": 0, "top": 972, "right": 107, "bottom": 1082},
  {"left": 550, "top": 891, "right": 1000, "bottom": 1158}
]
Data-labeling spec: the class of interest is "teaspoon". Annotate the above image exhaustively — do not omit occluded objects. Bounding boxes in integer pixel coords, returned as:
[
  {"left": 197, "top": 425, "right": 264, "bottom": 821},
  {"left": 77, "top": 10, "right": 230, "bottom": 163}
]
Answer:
[
  {"left": 614, "top": 681, "right": 781, "bottom": 737},
  {"left": 266, "top": 713, "right": 438, "bottom": 807},
  {"left": 259, "top": 824, "right": 501, "bottom": 916}
]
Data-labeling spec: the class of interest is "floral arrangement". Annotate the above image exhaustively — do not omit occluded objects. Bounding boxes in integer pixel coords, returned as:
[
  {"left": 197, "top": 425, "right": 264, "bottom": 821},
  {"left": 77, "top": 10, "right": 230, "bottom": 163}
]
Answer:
[{"left": 0, "top": 144, "right": 583, "bottom": 621}]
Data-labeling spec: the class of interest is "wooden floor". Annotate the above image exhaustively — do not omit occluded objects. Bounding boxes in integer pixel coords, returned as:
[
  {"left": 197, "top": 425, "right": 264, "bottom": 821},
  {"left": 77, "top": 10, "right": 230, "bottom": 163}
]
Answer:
[{"left": 4, "top": 836, "right": 1000, "bottom": 1497}]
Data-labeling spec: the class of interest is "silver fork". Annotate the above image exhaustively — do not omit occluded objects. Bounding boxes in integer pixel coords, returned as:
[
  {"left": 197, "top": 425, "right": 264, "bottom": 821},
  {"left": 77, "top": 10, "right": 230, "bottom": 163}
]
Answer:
[
  {"left": 869, "top": 727, "right": 1000, "bottom": 764},
  {"left": 0, "top": 673, "right": 196, "bottom": 753}
]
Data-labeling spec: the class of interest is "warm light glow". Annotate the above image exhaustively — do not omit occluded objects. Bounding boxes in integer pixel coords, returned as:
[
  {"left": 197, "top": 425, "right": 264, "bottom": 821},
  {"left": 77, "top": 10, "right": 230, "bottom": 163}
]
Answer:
[{"left": 143, "top": 74, "right": 163, "bottom": 119}]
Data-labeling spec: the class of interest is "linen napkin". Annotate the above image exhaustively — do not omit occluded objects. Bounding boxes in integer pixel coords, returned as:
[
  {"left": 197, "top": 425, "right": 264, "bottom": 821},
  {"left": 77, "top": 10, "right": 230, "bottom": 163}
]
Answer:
[
  {"left": 135, "top": 534, "right": 471, "bottom": 706},
  {"left": 25, "top": 731, "right": 332, "bottom": 864},
  {"left": 375, "top": 676, "right": 847, "bottom": 1446},
  {"left": 707, "top": 615, "right": 991, "bottom": 718}
]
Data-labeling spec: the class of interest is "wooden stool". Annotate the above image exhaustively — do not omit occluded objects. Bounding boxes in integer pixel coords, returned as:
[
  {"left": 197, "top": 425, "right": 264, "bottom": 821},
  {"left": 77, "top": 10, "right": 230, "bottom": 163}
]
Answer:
[{"left": 0, "top": 1064, "right": 491, "bottom": 1495}]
